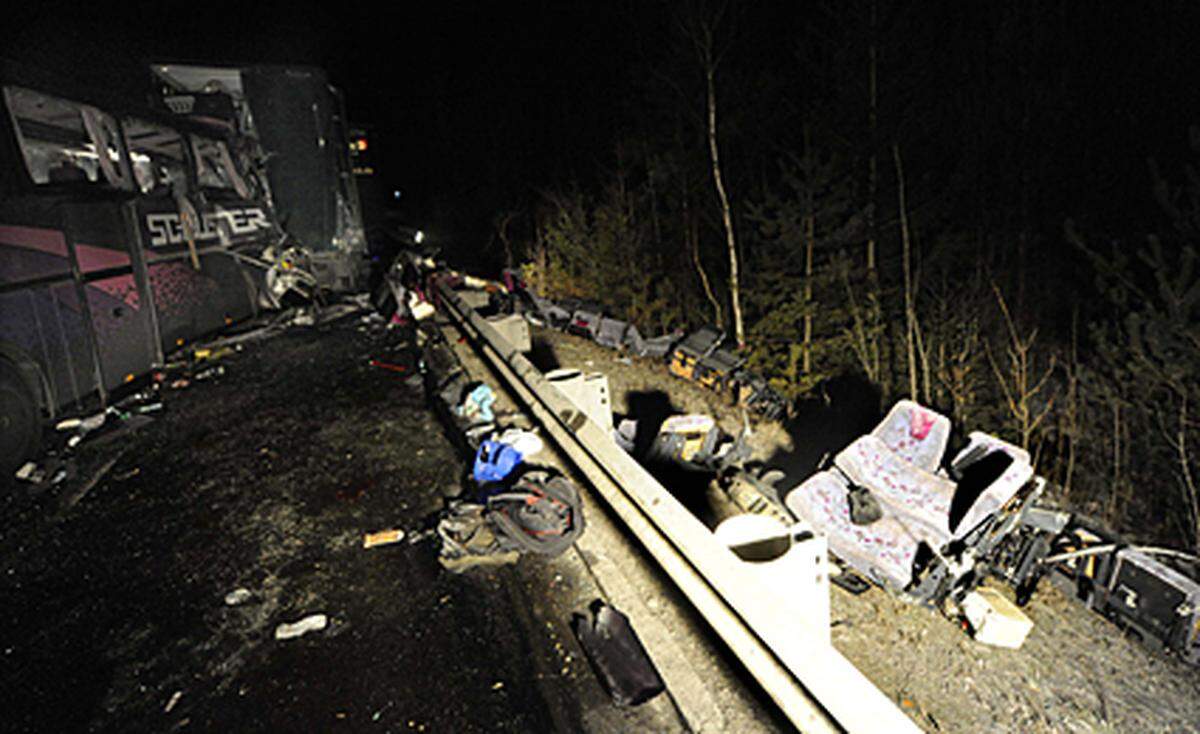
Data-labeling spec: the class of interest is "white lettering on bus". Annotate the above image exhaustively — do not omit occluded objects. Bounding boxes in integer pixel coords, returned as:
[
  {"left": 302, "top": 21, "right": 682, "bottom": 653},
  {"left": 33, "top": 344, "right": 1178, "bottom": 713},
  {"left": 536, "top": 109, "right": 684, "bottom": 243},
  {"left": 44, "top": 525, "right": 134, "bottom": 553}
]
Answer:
[{"left": 145, "top": 207, "right": 271, "bottom": 247}]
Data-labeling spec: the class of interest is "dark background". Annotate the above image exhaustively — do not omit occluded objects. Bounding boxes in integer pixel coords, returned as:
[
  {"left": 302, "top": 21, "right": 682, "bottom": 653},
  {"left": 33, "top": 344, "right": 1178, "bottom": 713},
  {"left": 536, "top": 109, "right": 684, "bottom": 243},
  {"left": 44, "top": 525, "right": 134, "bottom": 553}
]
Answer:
[
  {"left": 7, "top": 1, "right": 1197, "bottom": 253},
  {"left": 2, "top": 1, "right": 642, "bottom": 249}
]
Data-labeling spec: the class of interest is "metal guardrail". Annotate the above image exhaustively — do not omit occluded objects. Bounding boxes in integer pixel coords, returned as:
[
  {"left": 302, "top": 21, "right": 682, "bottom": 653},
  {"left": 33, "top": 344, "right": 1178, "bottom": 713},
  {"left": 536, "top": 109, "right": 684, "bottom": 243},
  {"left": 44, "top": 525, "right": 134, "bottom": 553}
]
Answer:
[{"left": 434, "top": 278, "right": 919, "bottom": 734}]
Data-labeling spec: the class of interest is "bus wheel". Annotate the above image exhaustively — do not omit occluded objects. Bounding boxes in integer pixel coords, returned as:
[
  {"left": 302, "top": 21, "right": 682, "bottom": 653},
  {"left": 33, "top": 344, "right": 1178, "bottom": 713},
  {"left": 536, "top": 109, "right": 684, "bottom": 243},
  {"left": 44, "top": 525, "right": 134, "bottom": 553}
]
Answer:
[{"left": 0, "top": 363, "right": 40, "bottom": 476}]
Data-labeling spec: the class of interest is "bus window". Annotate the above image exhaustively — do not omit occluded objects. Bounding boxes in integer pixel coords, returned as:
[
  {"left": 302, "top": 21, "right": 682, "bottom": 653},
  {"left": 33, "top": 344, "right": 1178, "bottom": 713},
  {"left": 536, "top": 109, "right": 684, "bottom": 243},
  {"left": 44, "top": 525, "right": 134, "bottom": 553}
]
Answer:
[
  {"left": 123, "top": 119, "right": 187, "bottom": 196},
  {"left": 190, "top": 135, "right": 250, "bottom": 199},
  {"left": 3, "top": 86, "right": 131, "bottom": 190}
]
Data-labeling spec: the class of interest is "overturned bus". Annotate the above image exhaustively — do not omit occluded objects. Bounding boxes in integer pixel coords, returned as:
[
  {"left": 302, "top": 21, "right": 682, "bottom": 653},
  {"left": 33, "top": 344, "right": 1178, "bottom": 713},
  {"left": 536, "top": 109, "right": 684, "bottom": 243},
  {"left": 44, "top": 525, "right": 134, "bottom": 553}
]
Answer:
[{"left": 0, "top": 63, "right": 287, "bottom": 472}]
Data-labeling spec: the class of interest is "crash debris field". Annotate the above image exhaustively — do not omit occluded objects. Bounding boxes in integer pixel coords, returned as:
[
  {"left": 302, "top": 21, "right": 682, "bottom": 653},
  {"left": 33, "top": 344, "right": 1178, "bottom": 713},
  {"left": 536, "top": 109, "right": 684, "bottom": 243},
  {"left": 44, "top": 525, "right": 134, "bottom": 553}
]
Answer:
[{"left": 2, "top": 312, "right": 1199, "bottom": 733}]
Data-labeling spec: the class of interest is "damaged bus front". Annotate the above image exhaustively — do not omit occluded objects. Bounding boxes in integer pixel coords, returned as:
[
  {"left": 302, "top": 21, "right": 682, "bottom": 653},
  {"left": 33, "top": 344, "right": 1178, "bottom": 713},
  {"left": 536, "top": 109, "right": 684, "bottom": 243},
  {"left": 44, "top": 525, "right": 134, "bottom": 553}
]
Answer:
[
  {"left": 0, "top": 64, "right": 283, "bottom": 472},
  {"left": 150, "top": 63, "right": 368, "bottom": 293}
]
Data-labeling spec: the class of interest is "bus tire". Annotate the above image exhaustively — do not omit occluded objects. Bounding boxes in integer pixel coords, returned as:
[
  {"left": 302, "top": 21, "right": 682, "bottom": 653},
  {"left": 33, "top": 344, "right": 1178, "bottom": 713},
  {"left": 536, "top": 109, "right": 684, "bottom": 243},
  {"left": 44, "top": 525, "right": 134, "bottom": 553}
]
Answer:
[{"left": 0, "top": 362, "right": 40, "bottom": 476}]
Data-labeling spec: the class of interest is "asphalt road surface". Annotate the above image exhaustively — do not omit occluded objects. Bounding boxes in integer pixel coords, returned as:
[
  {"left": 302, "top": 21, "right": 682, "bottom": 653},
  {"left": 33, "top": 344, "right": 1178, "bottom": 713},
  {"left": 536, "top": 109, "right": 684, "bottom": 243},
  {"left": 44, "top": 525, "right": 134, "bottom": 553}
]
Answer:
[{"left": 1, "top": 316, "right": 590, "bottom": 732}]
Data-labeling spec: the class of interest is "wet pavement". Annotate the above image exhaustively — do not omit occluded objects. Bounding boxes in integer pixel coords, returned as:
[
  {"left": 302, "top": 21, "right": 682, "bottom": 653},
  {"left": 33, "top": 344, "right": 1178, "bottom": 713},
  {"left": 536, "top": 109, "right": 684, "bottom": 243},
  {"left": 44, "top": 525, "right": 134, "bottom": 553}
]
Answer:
[{"left": 0, "top": 316, "right": 573, "bottom": 732}]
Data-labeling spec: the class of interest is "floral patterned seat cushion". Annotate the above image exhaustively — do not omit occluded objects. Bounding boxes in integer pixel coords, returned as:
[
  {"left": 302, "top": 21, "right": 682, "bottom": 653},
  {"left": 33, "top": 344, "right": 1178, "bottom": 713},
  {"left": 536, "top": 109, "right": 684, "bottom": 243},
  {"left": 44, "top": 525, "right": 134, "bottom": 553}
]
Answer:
[
  {"left": 784, "top": 470, "right": 925, "bottom": 590},
  {"left": 870, "top": 400, "right": 951, "bottom": 473},
  {"left": 835, "top": 435, "right": 958, "bottom": 540}
]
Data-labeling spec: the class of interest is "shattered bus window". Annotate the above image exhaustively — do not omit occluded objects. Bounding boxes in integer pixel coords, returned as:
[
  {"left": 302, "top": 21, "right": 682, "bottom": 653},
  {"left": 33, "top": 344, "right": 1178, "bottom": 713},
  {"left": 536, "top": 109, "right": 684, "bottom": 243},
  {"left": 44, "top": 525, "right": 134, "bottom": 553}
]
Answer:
[
  {"left": 190, "top": 135, "right": 234, "bottom": 190},
  {"left": 3, "top": 86, "right": 130, "bottom": 189},
  {"left": 122, "top": 119, "right": 186, "bottom": 196}
]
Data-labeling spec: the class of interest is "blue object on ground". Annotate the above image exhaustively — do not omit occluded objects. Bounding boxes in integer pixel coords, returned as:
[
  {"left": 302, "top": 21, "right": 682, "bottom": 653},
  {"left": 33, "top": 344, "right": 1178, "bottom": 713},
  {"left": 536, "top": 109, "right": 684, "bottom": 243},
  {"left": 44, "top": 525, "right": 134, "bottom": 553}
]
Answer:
[{"left": 473, "top": 440, "right": 524, "bottom": 484}]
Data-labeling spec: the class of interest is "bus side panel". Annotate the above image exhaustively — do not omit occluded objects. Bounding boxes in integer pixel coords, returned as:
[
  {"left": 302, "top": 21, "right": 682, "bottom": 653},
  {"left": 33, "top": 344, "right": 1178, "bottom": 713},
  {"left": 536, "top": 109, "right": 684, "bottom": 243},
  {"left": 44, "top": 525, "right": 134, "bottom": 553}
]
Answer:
[
  {"left": 141, "top": 256, "right": 249, "bottom": 351},
  {"left": 0, "top": 282, "right": 100, "bottom": 412},
  {"left": 0, "top": 215, "right": 101, "bottom": 410},
  {"left": 134, "top": 199, "right": 256, "bottom": 351},
  {"left": 65, "top": 201, "right": 158, "bottom": 390}
]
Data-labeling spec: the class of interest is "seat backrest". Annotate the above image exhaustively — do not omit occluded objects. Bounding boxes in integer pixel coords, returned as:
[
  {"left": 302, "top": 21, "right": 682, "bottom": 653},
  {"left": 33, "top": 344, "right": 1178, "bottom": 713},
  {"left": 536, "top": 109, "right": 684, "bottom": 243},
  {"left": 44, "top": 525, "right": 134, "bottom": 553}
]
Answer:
[
  {"left": 950, "top": 431, "right": 1031, "bottom": 470},
  {"left": 948, "top": 432, "right": 1034, "bottom": 538},
  {"left": 835, "top": 435, "right": 957, "bottom": 540},
  {"left": 870, "top": 400, "right": 950, "bottom": 473}
]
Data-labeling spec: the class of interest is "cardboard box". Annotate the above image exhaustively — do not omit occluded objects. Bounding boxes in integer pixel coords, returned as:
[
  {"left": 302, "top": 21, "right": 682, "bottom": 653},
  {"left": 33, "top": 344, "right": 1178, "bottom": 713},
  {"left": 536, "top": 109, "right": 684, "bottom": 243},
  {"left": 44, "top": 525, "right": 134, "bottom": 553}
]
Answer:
[{"left": 962, "top": 587, "right": 1034, "bottom": 649}]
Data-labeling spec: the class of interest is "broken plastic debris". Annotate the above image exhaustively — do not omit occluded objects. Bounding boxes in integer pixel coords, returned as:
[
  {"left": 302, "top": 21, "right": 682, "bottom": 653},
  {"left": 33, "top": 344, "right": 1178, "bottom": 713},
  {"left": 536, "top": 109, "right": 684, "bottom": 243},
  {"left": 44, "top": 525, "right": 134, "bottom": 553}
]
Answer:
[
  {"left": 194, "top": 366, "right": 225, "bottom": 381},
  {"left": 79, "top": 412, "right": 107, "bottom": 432},
  {"left": 14, "top": 461, "right": 38, "bottom": 482},
  {"left": 369, "top": 359, "right": 408, "bottom": 374},
  {"left": 363, "top": 529, "right": 406, "bottom": 548},
  {"left": 411, "top": 300, "right": 435, "bottom": 321},
  {"left": 494, "top": 427, "right": 544, "bottom": 457},
  {"left": 275, "top": 613, "right": 327, "bottom": 640},
  {"left": 224, "top": 588, "right": 253, "bottom": 606}
]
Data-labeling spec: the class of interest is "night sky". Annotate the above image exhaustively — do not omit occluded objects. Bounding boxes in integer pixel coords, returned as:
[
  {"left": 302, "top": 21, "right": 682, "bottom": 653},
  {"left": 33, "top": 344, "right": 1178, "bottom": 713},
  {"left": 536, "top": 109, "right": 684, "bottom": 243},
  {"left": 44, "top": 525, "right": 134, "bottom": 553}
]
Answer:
[
  {"left": 3, "top": 1, "right": 640, "bottom": 243},
  {"left": 5, "top": 2, "right": 1200, "bottom": 250}
]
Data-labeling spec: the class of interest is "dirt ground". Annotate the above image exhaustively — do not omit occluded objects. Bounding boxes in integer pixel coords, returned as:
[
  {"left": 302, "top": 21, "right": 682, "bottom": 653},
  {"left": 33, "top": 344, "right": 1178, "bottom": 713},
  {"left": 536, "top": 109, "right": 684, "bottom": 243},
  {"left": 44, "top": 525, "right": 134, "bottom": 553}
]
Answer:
[{"left": 534, "top": 325, "right": 1200, "bottom": 734}]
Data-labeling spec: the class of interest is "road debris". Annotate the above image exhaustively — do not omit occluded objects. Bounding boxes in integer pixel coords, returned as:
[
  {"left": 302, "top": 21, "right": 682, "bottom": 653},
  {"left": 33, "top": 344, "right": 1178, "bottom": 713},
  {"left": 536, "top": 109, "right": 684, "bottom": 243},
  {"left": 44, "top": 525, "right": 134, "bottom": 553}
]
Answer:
[
  {"left": 493, "top": 427, "right": 544, "bottom": 457},
  {"left": 368, "top": 358, "right": 408, "bottom": 374},
  {"left": 193, "top": 366, "right": 225, "bottom": 382},
  {"left": 14, "top": 461, "right": 40, "bottom": 482},
  {"left": 363, "top": 529, "right": 406, "bottom": 548},
  {"left": 275, "top": 614, "right": 328, "bottom": 640},
  {"left": 571, "top": 599, "right": 665, "bottom": 706},
  {"left": 62, "top": 454, "right": 120, "bottom": 508},
  {"left": 456, "top": 383, "right": 496, "bottom": 423},
  {"left": 959, "top": 587, "right": 1034, "bottom": 649},
  {"left": 224, "top": 588, "right": 253, "bottom": 606},
  {"left": 164, "top": 690, "right": 183, "bottom": 713},
  {"left": 472, "top": 440, "right": 524, "bottom": 484}
]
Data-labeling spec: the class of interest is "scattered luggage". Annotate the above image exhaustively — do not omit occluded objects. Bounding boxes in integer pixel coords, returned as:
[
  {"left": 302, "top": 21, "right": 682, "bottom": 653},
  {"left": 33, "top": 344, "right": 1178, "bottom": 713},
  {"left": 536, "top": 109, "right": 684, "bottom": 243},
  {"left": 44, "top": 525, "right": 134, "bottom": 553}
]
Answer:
[
  {"left": 487, "top": 469, "right": 585, "bottom": 557},
  {"left": 668, "top": 326, "right": 723, "bottom": 381},
  {"left": 571, "top": 599, "right": 665, "bottom": 707}
]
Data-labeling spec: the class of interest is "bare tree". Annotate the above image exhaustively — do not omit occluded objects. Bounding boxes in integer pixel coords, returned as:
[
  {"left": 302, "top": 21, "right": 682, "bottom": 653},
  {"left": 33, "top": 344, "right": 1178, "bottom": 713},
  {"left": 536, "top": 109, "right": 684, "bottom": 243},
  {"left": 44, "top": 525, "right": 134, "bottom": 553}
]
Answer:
[
  {"left": 893, "top": 144, "right": 919, "bottom": 399},
  {"left": 838, "top": 254, "right": 883, "bottom": 383},
  {"left": 866, "top": 0, "right": 878, "bottom": 275},
  {"left": 493, "top": 209, "right": 518, "bottom": 270},
  {"left": 682, "top": 171, "right": 723, "bottom": 327},
  {"left": 984, "top": 284, "right": 1056, "bottom": 452},
  {"left": 684, "top": 1, "right": 745, "bottom": 347}
]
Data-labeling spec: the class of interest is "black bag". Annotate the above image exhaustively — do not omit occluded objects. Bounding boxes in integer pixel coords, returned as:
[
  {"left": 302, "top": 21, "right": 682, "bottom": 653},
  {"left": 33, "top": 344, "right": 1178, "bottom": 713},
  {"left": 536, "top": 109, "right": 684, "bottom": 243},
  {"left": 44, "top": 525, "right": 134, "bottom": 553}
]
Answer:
[
  {"left": 847, "top": 483, "right": 883, "bottom": 525},
  {"left": 571, "top": 599, "right": 665, "bottom": 707},
  {"left": 486, "top": 469, "right": 585, "bottom": 556}
]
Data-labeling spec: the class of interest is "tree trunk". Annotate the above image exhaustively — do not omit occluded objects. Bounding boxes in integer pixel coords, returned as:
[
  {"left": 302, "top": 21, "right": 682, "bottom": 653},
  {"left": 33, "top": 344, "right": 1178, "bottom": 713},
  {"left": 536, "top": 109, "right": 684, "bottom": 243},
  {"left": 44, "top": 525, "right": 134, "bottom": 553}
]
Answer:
[
  {"left": 803, "top": 212, "right": 815, "bottom": 375},
  {"left": 802, "top": 124, "right": 815, "bottom": 375},
  {"left": 705, "top": 64, "right": 744, "bottom": 348},
  {"left": 867, "top": 0, "right": 878, "bottom": 275},
  {"left": 894, "top": 144, "right": 918, "bottom": 400},
  {"left": 685, "top": 186, "right": 722, "bottom": 328}
]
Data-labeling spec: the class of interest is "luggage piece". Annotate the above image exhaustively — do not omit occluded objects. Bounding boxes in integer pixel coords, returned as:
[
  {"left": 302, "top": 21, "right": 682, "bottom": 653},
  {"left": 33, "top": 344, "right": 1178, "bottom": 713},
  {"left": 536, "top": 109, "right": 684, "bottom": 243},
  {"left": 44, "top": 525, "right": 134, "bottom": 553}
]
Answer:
[
  {"left": 486, "top": 470, "right": 585, "bottom": 557},
  {"left": 571, "top": 599, "right": 665, "bottom": 707},
  {"left": 595, "top": 317, "right": 630, "bottom": 349},
  {"left": 472, "top": 440, "right": 524, "bottom": 484},
  {"left": 633, "top": 330, "right": 682, "bottom": 359}
]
